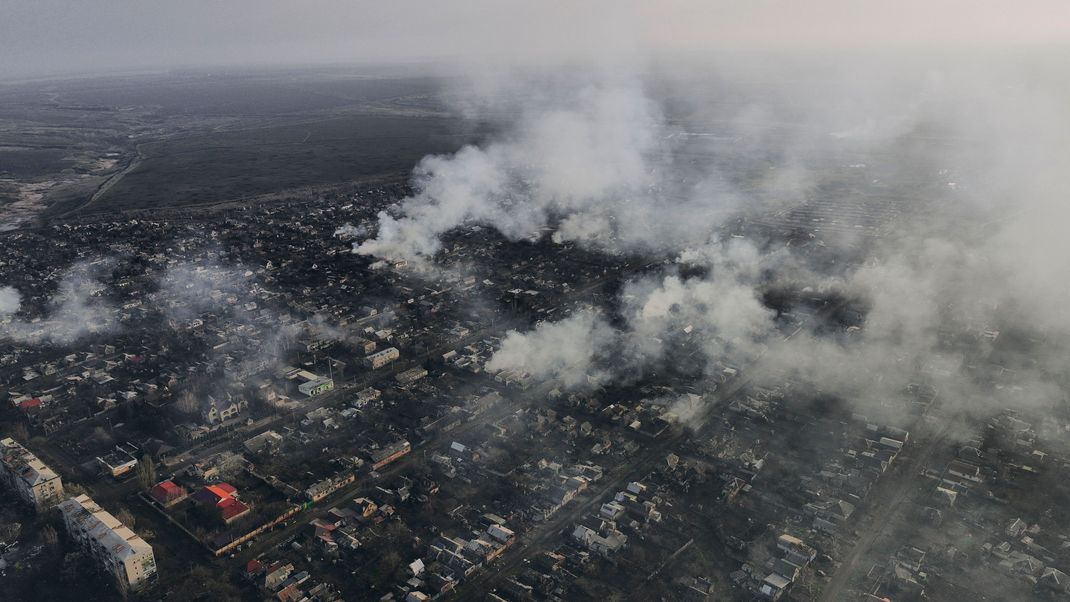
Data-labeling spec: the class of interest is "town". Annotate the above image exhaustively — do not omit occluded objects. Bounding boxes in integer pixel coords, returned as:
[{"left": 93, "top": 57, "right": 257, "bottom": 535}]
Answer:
[
  {"left": 3, "top": 4, "right": 1070, "bottom": 601},
  {"left": 1, "top": 172, "right": 1068, "bottom": 601}
]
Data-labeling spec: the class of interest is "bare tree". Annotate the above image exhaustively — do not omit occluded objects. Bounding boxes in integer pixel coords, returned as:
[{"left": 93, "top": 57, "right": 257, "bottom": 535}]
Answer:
[
  {"left": 137, "top": 455, "right": 156, "bottom": 490},
  {"left": 176, "top": 390, "right": 199, "bottom": 415},
  {"left": 41, "top": 524, "right": 59, "bottom": 548},
  {"left": 90, "top": 426, "right": 112, "bottom": 446},
  {"left": 11, "top": 422, "right": 29, "bottom": 442},
  {"left": 115, "top": 507, "right": 136, "bottom": 529},
  {"left": 379, "top": 550, "right": 402, "bottom": 578}
]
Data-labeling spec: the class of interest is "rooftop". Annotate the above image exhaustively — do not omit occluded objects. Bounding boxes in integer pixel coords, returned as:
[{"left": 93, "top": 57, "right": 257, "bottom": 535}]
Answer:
[
  {"left": 0, "top": 437, "right": 60, "bottom": 486},
  {"left": 59, "top": 494, "right": 153, "bottom": 562}
]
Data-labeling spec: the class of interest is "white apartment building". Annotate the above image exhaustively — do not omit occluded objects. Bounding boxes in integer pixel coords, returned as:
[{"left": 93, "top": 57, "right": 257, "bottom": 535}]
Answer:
[
  {"left": 0, "top": 437, "right": 64, "bottom": 510},
  {"left": 365, "top": 347, "right": 400, "bottom": 369},
  {"left": 58, "top": 494, "right": 157, "bottom": 593}
]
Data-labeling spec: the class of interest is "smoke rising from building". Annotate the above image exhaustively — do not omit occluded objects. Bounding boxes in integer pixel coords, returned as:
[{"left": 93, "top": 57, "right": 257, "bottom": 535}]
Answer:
[
  {"left": 354, "top": 44, "right": 1070, "bottom": 425},
  {"left": 0, "top": 261, "right": 118, "bottom": 345},
  {"left": 0, "top": 286, "right": 20, "bottom": 317},
  {"left": 487, "top": 310, "right": 617, "bottom": 391}
]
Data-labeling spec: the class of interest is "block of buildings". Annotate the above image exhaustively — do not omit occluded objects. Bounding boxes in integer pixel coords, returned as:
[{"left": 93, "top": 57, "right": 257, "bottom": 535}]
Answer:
[
  {"left": 370, "top": 439, "right": 411, "bottom": 471},
  {"left": 280, "top": 366, "right": 335, "bottom": 397},
  {"left": 244, "top": 430, "right": 284, "bottom": 455},
  {"left": 0, "top": 437, "right": 64, "bottom": 510},
  {"left": 58, "top": 494, "right": 157, "bottom": 593},
  {"left": 202, "top": 394, "right": 249, "bottom": 425},
  {"left": 365, "top": 347, "right": 400, "bottom": 369},
  {"left": 298, "top": 375, "right": 334, "bottom": 397},
  {"left": 396, "top": 366, "right": 428, "bottom": 386},
  {"left": 353, "top": 387, "right": 381, "bottom": 408},
  {"left": 97, "top": 443, "right": 139, "bottom": 479},
  {"left": 305, "top": 472, "right": 356, "bottom": 502},
  {"left": 572, "top": 523, "right": 627, "bottom": 556}
]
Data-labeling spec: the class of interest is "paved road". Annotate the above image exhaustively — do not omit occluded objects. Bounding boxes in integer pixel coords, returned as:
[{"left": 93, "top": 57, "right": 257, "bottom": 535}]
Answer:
[
  {"left": 218, "top": 271, "right": 626, "bottom": 559},
  {"left": 818, "top": 407, "right": 955, "bottom": 601},
  {"left": 448, "top": 359, "right": 764, "bottom": 600},
  {"left": 232, "top": 372, "right": 532, "bottom": 562},
  {"left": 447, "top": 298, "right": 845, "bottom": 598},
  {"left": 450, "top": 432, "right": 689, "bottom": 599},
  {"left": 56, "top": 143, "right": 144, "bottom": 219}
]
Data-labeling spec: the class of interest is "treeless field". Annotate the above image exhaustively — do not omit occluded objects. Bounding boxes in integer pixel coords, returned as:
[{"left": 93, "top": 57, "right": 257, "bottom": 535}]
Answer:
[{"left": 94, "top": 113, "right": 470, "bottom": 211}]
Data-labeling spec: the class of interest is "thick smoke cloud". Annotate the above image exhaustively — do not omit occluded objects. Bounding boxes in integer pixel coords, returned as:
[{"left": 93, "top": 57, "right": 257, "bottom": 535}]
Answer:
[
  {"left": 486, "top": 240, "right": 785, "bottom": 392},
  {"left": 366, "top": 51, "right": 1070, "bottom": 427},
  {"left": 5, "top": 2, "right": 1060, "bottom": 426},
  {"left": 624, "top": 271, "right": 775, "bottom": 367},
  {"left": 357, "top": 80, "right": 677, "bottom": 261},
  {"left": 0, "top": 261, "right": 117, "bottom": 345},
  {"left": 333, "top": 223, "right": 367, "bottom": 240},
  {"left": 0, "top": 286, "right": 20, "bottom": 316},
  {"left": 830, "top": 80, "right": 1070, "bottom": 416},
  {"left": 155, "top": 261, "right": 250, "bottom": 323},
  {"left": 487, "top": 311, "right": 617, "bottom": 391},
  {"left": 599, "top": 240, "right": 785, "bottom": 380}
]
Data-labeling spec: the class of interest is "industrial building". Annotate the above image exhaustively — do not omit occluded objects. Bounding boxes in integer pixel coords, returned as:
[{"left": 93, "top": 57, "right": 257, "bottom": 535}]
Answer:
[
  {"left": 96, "top": 442, "right": 140, "bottom": 479},
  {"left": 280, "top": 366, "right": 335, "bottom": 397}
]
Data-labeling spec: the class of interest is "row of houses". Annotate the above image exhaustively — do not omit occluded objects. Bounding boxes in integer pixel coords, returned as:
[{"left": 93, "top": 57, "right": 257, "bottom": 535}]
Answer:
[
  {"left": 733, "top": 534, "right": 818, "bottom": 600},
  {"left": 806, "top": 421, "right": 910, "bottom": 534},
  {"left": 416, "top": 520, "right": 518, "bottom": 596},
  {"left": 571, "top": 481, "right": 662, "bottom": 558},
  {"left": 245, "top": 557, "right": 341, "bottom": 601}
]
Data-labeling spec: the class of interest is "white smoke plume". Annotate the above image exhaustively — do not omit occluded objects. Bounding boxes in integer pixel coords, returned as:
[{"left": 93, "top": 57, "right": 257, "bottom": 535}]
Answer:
[
  {"left": 0, "top": 286, "right": 20, "bottom": 316},
  {"left": 356, "top": 79, "right": 688, "bottom": 262},
  {"left": 305, "top": 313, "right": 368, "bottom": 346},
  {"left": 333, "top": 223, "right": 367, "bottom": 240},
  {"left": 624, "top": 271, "right": 776, "bottom": 368},
  {"left": 155, "top": 262, "right": 250, "bottom": 323},
  {"left": 776, "top": 78, "right": 1070, "bottom": 418},
  {"left": 0, "top": 260, "right": 117, "bottom": 345},
  {"left": 484, "top": 241, "right": 784, "bottom": 392},
  {"left": 486, "top": 310, "right": 617, "bottom": 391},
  {"left": 344, "top": 7, "right": 1070, "bottom": 426}
]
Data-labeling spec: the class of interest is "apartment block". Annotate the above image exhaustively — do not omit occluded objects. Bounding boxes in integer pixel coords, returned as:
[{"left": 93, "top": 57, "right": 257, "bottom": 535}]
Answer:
[
  {"left": 0, "top": 437, "right": 64, "bottom": 510},
  {"left": 58, "top": 494, "right": 157, "bottom": 593}
]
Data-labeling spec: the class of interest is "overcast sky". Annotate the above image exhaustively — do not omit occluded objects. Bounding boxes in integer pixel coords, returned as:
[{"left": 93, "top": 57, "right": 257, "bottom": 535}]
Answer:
[{"left": 2, "top": 1, "right": 1069, "bottom": 80}]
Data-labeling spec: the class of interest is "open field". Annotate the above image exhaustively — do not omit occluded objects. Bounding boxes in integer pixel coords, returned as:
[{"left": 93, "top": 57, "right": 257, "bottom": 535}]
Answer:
[
  {"left": 0, "top": 67, "right": 475, "bottom": 224},
  {"left": 92, "top": 113, "right": 466, "bottom": 212}
]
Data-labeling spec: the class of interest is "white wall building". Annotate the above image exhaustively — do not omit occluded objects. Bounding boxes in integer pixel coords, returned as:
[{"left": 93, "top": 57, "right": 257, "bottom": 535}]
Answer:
[
  {"left": 365, "top": 347, "right": 400, "bottom": 369},
  {"left": 0, "top": 437, "right": 64, "bottom": 510},
  {"left": 58, "top": 494, "right": 157, "bottom": 593}
]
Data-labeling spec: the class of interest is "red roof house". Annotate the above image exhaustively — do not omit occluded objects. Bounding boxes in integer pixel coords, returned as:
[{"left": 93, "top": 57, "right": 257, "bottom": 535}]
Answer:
[
  {"left": 193, "top": 482, "right": 250, "bottom": 523},
  {"left": 193, "top": 482, "right": 237, "bottom": 505},
  {"left": 245, "top": 558, "right": 264, "bottom": 579},
  {"left": 150, "top": 480, "right": 188, "bottom": 506},
  {"left": 218, "top": 497, "right": 251, "bottom": 523},
  {"left": 18, "top": 398, "right": 42, "bottom": 412}
]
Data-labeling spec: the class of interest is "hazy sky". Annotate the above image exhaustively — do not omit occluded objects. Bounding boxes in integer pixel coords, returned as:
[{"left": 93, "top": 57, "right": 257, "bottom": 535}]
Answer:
[{"left": 2, "top": 0, "right": 1069, "bottom": 80}]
